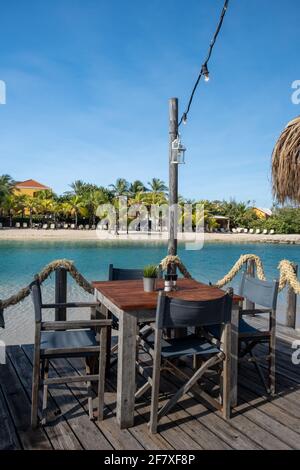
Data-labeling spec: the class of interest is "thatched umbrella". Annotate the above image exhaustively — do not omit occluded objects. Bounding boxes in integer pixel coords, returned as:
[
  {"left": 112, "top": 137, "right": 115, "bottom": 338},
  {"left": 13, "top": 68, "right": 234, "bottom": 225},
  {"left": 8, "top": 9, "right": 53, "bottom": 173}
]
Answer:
[{"left": 272, "top": 116, "right": 300, "bottom": 204}]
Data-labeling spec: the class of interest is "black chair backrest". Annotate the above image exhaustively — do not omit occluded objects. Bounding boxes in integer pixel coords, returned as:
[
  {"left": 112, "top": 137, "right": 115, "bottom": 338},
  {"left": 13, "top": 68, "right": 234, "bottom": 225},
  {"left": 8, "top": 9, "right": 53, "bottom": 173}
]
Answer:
[
  {"left": 156, "top": 291, "right": 232, "bottom": 329},
  {"left": 31, "top": 282, "right": 42, "bottom": 322},
  {"left": 108, "top": 264, "right": 144, "bottom": 281},
  {"left": 239, "top": 272, "right": 279, "bottom": 309}
]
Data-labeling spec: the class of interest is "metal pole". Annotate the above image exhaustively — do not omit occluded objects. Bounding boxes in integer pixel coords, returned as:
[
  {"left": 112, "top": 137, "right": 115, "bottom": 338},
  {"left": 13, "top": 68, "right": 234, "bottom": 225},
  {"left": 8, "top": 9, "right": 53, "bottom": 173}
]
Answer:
[
  {"left": 55, "top": 267, "right": 67, "bottom": 321},
  {"left": 168, "top": 98, "right": 179, "bottom": 269}
]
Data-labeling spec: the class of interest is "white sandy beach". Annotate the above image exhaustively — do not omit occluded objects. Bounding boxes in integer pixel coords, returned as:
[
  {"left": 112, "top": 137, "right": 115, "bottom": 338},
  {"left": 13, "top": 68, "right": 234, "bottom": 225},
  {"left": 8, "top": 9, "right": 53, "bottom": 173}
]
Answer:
[{"left": 1, "top": 228, "right": 300, "bottom": 244}]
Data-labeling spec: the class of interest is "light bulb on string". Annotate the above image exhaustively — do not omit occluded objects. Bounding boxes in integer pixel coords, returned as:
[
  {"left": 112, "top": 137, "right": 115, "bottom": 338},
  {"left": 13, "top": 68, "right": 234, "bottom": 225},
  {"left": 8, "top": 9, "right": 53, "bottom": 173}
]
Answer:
[{"left": 202, "top": 64, "right": 210, "bottom": 82}]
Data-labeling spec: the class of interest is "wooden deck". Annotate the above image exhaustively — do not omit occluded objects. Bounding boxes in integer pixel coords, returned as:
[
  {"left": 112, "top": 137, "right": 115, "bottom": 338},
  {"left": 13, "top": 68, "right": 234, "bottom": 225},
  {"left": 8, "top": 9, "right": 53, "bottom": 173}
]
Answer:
[{"left": 1, "top": 324, "right": 300, "bottom": 450}]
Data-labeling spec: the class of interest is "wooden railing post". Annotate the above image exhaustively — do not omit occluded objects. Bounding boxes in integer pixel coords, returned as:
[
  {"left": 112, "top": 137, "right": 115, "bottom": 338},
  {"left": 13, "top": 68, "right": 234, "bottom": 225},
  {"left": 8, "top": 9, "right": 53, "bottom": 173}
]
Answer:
[
  {"left": 286, "top": 264, "right": 298, "bottom": 329},
  {"left": 55, "top": 268, "right": 67, "bottom": 321},
  {"left": 246, "top": 259, "right": 255, "bottom": 311}
]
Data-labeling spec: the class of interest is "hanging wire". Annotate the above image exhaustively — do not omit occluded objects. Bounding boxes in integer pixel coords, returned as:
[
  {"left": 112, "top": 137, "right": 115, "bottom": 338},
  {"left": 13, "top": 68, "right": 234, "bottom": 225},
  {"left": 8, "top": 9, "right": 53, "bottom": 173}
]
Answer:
[{"left": 179, "top": 0, "right": 230, "bottom": 127}]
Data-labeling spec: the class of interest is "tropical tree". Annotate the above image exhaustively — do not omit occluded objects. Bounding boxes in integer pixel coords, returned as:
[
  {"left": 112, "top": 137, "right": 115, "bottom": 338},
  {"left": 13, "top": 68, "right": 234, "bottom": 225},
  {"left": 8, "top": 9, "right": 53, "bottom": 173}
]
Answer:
[
  {"left": 65, "top": 195, "right": 86, "bottom": 227},
  {"left": 147, "top": 178, "right": 168, "bottom": 193},
  {"left": 0, "top": 174, "right": 15, "bottom": 205},
  {"left": 109, "top": 178, "right": 130, "bottom": 198},
  {"left": 129, "top": 180, "right": 147, "bottom": 197}
]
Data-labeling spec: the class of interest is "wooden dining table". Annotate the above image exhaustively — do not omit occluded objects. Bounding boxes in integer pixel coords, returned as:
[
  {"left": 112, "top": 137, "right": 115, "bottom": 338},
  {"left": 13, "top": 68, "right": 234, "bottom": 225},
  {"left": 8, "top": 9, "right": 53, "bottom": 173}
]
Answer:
[{"left": 93, "top": 278, "right": 243, "bottom": 429}]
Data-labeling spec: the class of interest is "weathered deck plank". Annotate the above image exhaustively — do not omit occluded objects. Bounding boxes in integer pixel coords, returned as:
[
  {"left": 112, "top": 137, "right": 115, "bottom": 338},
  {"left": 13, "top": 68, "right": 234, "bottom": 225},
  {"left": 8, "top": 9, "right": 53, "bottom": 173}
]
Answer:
[{"left": 0, "top": 327, "right": 299, "bottom": 451}]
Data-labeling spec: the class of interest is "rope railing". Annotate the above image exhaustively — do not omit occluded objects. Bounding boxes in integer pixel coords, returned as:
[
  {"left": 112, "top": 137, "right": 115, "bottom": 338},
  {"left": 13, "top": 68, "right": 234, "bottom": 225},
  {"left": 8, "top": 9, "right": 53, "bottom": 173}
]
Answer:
[
  {"left": 1, "top": 254, "right": 300, "bottom": 327},
  {"left": 0, "top": 259, "right": 94, "bottom": 311}
]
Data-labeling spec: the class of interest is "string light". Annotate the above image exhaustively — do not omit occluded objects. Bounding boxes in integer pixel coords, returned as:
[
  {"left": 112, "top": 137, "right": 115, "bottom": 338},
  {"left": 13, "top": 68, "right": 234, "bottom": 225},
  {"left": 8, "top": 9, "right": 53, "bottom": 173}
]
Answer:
[
  {"left": 202, "top": 64, "right": 210, "bottom": 82},
  {"left": 178, "top": 0, "right": 230, "bottom": 127}
]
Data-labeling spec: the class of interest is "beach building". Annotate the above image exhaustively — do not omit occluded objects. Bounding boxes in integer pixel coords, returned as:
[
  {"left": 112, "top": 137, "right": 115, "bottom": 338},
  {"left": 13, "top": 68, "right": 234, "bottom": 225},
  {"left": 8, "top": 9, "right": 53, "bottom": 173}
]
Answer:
[
  {"left": 252, "top": 207, "right": 272, "bottom": 219},
  {"left": 14, "top": 179, "right": 51, "bottom": 197}
]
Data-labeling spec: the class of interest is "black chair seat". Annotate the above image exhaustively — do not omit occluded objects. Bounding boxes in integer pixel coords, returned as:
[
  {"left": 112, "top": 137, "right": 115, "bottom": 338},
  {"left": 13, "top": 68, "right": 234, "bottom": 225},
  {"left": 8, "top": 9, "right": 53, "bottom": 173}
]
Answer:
[
  {"left": 207, "top": 318, "right": 267, "bottom": 340},
  {"left": 41, "top": 329, "right": 98, "bottom": 356},
  {"left": 146, "top": 334, "right": 220, "bottom": 358}
]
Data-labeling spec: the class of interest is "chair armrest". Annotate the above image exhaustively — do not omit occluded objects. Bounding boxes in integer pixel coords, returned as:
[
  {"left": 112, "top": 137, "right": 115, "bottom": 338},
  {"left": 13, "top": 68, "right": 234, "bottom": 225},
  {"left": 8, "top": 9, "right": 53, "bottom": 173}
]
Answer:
[
  {"left": 41, "top": 302, "right": 101, "bottom": 309},
  {"left": 240, "top": 308, "right": 272, "bottom": 316},
  {"left": 41, "top": 319, "right": 112, "bottom": 331}
]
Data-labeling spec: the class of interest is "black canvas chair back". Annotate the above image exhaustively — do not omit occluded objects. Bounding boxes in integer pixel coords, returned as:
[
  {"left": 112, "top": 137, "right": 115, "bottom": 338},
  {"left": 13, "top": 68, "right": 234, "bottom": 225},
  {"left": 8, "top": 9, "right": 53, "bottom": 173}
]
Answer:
[
  {"left": 142, "top": 291, "right": 233, "bottom": 433},
  {"left": 239, "top": 272, "right": 279, "bottom": 309},
  {"left": 238, "top": 271, "right": 279, "bottom": 395},
  {"left": 156, "top": 292, "right": 232, "bottom": 330},
  {"left": 109, "top": 264, "right": 144, "bottom": 281}
]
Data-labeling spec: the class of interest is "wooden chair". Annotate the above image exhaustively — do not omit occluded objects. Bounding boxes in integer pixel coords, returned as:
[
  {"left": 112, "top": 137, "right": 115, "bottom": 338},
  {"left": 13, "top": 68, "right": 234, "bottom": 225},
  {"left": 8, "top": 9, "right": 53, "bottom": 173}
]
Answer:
[
  {"left": 106, "top": 265, "right": 144, "bottom": 371},
  {"left": 137, "top": 291, "right": 232, "bottom": 434},
  {"left": 207, "top": 273, "right": 279, "bottom": 395},
  {"left": 238, "top": 272, "right": 279, "bottom": 394},
  {"left": 30, "top": 280, "right": 111, "bottom": 428}
]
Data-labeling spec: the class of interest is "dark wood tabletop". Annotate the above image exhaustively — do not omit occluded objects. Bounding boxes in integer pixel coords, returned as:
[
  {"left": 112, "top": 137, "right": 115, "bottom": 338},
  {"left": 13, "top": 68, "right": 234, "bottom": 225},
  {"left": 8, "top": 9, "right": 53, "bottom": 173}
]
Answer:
[{"left": 93, "top": 278, "right": 242, "bottom": 311}]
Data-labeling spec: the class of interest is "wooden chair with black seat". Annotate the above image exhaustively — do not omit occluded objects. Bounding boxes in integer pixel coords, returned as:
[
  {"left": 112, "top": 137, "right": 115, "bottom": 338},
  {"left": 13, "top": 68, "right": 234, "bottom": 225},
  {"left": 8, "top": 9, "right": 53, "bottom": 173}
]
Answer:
[
  {"left": 30, "top": 279, "right": 112, "bottom": 428},
  {"left": 136, "top": 290, "right": 233, "bottom": 434},
  {"left": 106, "top": 264, "right": 144, "bottom": 372},
  {"left": 238, "top": 272, "right": 279, "bottom": 395},
  {"left": 206, "top": 272, "right": 279, "bottom": 395}
]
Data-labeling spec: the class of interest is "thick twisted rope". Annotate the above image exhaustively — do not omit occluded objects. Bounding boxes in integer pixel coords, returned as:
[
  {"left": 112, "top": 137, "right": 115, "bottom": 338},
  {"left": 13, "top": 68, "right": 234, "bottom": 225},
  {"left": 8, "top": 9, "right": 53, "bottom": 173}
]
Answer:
[
  {"left": 278, "top": 259, "right": 300, "bottom": 293},
  {"left": 159, "top": 255, "right": 193, "bottom": 279},
  {"left": 0, "top": 259, "right": 94, "bottom": 310},
  {"left": 215, "top": 254, "right": 266, "bottom": 288}
]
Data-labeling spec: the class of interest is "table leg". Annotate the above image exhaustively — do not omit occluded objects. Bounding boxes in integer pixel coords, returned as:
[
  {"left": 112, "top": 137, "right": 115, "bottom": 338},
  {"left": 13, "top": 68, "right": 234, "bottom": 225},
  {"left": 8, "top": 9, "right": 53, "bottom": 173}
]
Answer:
[
  {"left": 117, "top": 312, "right": 137, "bottom": 429},
  {"left": 231, "top": 304, "right": 239, "bottom": 407}
]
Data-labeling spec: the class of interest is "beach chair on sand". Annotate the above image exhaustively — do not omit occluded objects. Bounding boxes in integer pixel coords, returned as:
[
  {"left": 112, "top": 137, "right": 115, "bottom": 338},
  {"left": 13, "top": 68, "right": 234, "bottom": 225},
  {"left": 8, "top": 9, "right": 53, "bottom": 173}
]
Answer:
[
  {"left": 15, "top": 222, "right": 21, "bottom": 228},
  {"left": 263, "top": 229, "right": 268, "bottom": 235},
  {"left": 50, "top": 223, "right": 56, "bottom": 230},
  {"left": 23, "top": 222, "right": 28, "bottom": 229},
  {"left": 78, "top": 225, "right": 84, "bottom": 230},
  {"left": 269, "top": 229, "right": 275, "bottom": 235},
  {"left": 91, "top": 224, "right": 96, "bottom": 230},
  {"left": 42, "top": 224, "right": 48, "bottom": 230},
  {"left": 232, "top": 228, "right": 237, "bottom": 233},
  {"left": 249, "top": 228, "right": 254, "bottom": 234},
  {"left": 243, "top": 229, "right": 248, "bottom": 234},
  {"left": 0, "top": 222, "right": 3, "bottom": 229},
  {"left": 70, "top": 224, "right": 76, "bottom": 229},
  {"left": 255, "top": 229, "right": 261, "bottom": 234},
  {"left": 64, "top": 223, "right": 69, "bottom": 229},
  {"left": 85, "top": 224, "right": 90, "bottom": 230}
]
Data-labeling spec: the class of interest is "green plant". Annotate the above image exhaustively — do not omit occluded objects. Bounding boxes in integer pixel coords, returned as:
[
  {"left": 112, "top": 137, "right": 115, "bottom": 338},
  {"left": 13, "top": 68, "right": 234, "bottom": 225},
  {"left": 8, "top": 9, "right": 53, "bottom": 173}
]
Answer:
[{"left": 143, "top": 264, "right": 158, "bottom": 278}]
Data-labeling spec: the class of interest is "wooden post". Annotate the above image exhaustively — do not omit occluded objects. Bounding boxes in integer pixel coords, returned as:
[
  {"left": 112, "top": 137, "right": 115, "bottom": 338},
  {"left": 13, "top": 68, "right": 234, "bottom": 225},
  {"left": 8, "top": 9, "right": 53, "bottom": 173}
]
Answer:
[
  {"left": 55, "top": 268, "right": 67, "bottom": 321},
  {"left": 286, "top": 264, "right": 298, "bottom": 329},
  {"left": 168, "top": 98, "right": 178, "bottom": 273},
  {"left": 246, "top": 259, "right": 255, "bottom": 311}
]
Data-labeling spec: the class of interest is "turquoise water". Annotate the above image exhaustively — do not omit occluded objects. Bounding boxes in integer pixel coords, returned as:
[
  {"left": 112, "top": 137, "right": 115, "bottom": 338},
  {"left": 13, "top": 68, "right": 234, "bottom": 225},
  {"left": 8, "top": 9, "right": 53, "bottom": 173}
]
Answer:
[{"left": 1, "top": 240, "right": 300, "bottom": 343}]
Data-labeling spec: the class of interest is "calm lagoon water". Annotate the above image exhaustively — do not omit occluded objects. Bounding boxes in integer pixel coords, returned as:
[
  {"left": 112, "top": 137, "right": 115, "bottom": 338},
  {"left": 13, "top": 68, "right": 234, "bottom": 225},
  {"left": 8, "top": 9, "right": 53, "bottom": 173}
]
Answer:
[{"left": 1, "top": 240, "right": 300, "bottom": 344}]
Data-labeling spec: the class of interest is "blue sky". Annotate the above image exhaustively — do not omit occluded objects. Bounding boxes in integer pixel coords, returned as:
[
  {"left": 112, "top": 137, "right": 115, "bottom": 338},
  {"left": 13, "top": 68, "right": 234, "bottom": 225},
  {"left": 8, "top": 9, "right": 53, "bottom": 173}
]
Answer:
[{"left": 0, "top": 0, "right": 299, "bottom": 207}]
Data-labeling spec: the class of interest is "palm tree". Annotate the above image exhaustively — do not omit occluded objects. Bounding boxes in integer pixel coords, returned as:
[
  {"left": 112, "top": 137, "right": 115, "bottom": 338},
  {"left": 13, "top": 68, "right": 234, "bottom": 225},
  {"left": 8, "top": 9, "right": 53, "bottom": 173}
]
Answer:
[
  {"left": 0, "top": 174, "right": 15, "bottom": 205},
  {"left": 83, "top": 189, "right": 110, "bottom": 225},
  {"left": 66, "top": 195, "right": 86, "bottom": 227},
  {"left": 129, "top": 180, "right": 147, "bottom": 197},
  {"left": 24, "top": 195, "right": 38, "bottom": 227},
  {"left": 109, "top": 178, "right": 130, "bottom": 197},
  {"left": 147, "top": 178, "right": 168, "bottom": 193}
]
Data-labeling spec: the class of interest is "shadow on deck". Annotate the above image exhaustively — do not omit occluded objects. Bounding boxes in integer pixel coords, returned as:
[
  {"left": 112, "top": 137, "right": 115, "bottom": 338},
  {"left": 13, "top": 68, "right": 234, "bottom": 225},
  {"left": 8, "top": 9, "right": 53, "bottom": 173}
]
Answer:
[{"left": 0, "top": 334, "right": 300, "bottom": 450}]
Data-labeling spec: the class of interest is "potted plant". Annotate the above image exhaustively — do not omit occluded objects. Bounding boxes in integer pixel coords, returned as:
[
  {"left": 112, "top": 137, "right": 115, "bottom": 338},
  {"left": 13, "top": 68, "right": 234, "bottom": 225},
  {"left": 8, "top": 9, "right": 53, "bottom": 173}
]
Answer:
[{"left": 143, "top": 264, "right": 158, "bottom": 292}]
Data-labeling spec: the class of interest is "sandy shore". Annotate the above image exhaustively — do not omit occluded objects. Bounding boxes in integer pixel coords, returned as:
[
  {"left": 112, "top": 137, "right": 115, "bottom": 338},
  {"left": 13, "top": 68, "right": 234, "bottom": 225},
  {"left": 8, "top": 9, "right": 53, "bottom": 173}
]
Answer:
[{"left": 0, "top": 228, "right": 300, "bottom": 244}]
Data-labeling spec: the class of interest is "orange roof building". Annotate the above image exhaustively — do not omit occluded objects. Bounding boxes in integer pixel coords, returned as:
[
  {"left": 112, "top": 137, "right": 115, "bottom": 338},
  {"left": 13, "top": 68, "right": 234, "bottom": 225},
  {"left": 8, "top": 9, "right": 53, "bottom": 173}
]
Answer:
[{"left": 14, "top": 179, "right": 51, "bottom": 197}]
